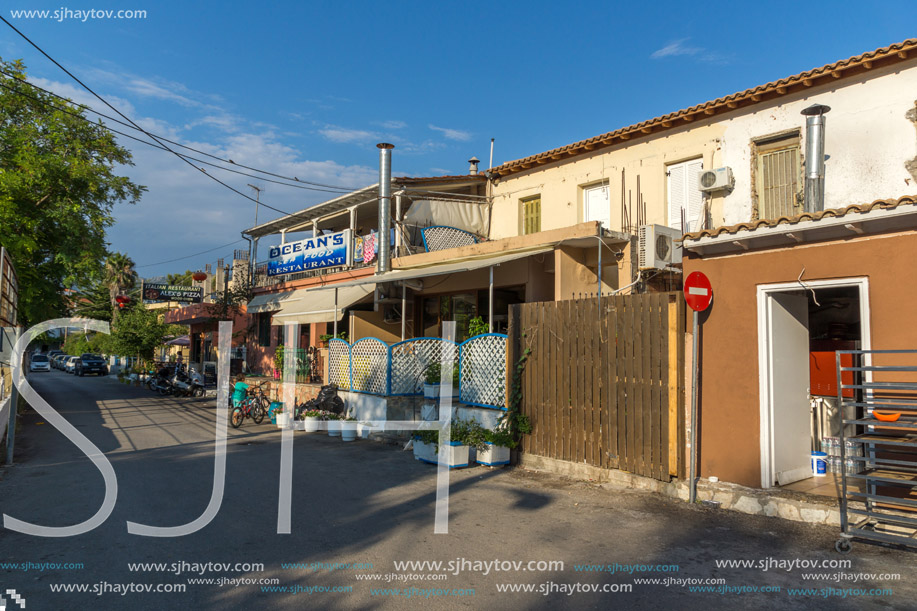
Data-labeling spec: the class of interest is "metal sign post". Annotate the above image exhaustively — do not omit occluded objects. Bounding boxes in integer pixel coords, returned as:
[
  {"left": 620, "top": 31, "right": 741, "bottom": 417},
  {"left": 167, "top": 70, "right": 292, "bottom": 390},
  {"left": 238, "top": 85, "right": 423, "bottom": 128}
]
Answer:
[{"left": 684, "top": 271, "right": 712, "bottom": 504}]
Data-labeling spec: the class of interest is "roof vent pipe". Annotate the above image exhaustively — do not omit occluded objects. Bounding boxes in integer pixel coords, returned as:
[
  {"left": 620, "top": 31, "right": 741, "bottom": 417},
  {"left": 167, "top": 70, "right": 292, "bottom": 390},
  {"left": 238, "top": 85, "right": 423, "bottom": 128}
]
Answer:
[
  {"left": 377, "top": 143, "right": 394, "bottom": 274},
  {"left": 468, "top": 156, "right": 480, "bottom": 175},
  {"left": 801, "top": 104, "right": 831, "bottom": 213}
]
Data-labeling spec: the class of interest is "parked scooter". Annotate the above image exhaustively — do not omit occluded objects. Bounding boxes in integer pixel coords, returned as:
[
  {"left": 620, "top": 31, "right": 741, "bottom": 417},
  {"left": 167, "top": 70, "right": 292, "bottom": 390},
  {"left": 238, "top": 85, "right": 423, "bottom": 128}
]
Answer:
[
  {"left": 172, "top": 364, "right": 205, "bottom": 398},
  {"left": 150, "top": 366, "right": 174, "bottom": 396},
  {"left": 294, "top": 383, "right": 344, "bottom": 419}
]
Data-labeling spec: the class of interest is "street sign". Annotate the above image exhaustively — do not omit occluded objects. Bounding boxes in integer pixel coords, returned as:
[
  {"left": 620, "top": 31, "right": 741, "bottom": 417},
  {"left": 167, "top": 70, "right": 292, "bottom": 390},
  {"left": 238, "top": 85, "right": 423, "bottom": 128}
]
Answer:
[{"left": 684, "top": 271, "right": 712, "bottom": 312}]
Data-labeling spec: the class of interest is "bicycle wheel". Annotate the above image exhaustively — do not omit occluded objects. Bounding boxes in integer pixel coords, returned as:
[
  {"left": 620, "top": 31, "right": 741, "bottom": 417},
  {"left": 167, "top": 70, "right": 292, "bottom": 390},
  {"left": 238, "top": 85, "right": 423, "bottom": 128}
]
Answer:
[
  {"left": 230, "top": 407, "right": 245, "bottom": 428},
  {"left": 252, "top": 403, "right": 265, "bottom": 424}
]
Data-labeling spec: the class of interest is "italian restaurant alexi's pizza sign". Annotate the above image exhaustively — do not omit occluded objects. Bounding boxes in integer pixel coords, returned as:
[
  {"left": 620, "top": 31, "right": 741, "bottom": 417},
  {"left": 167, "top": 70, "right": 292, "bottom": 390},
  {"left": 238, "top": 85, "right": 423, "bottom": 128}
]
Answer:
[{"left": 267, "top": 229, "right": 352, "bottom": 277}]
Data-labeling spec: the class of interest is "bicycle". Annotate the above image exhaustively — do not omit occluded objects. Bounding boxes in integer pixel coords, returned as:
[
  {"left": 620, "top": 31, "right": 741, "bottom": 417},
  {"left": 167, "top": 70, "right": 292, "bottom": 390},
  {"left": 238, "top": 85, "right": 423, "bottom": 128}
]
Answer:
[{"left": 230, "top": 383, "right": 269, "bottom": 428}]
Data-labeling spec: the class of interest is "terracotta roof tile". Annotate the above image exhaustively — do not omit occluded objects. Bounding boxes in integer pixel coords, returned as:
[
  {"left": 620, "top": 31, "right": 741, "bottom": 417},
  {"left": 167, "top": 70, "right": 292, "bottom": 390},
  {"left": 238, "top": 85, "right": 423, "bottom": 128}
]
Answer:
[
  {"left": 491, "top": 39, "right": 917, "bottom": 178},
  {"left": 683, "top": 195, "right": 917, "bottom": 241}
]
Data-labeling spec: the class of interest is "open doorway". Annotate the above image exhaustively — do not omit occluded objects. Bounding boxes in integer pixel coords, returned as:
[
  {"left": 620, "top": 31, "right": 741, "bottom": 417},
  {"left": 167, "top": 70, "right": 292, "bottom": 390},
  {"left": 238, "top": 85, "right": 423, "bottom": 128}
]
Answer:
[{"left": 757, "top": 278, "right": 870, "bottom": 490}]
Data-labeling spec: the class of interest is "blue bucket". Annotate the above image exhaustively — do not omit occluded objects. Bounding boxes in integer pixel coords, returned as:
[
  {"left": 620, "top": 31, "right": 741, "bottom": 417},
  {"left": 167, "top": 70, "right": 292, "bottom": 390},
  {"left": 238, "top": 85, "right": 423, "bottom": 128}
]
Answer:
[
  {"left": 811, "top": 451, "right": 827, "bottom": 477},
  {"left": 269, "top": 402, "right": 283, "bottom": 425}
]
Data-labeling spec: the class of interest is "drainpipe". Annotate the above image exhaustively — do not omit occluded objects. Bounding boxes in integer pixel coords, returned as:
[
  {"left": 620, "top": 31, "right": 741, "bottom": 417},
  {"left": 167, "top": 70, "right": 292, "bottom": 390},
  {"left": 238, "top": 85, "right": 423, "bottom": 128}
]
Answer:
[
  {"left": 377, "top": 143, "right": 394, "bottom": 274},
  {"left": 801, "top": 104, "right": 830, "bottom": 213}
]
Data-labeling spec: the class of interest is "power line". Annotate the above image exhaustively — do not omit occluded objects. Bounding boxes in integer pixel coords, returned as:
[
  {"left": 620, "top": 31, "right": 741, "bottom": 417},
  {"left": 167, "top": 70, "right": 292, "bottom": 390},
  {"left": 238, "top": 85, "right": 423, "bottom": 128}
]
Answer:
[
  {"left": 0, "top": 79, "right": 357, "bottom": 195},
  {"left": 0, "top": 67, "right": 359, "bottom": 193},
  {"left": 135, "top": 239, "right": 245, "bottom": 268},
  {"left": 0, "top": 15, "right": 295, "bottom": 217}
]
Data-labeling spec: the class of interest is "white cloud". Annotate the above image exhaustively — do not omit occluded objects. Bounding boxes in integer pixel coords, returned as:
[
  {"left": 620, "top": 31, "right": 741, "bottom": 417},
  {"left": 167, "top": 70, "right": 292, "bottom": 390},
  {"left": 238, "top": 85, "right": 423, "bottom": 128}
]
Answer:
[
  {"left": 428, "top": 124, "right": 472, "bottom": 141},
  {"left": 319, "top": 125, "right": 378, "bottom": 144},
  {"left": 651, "top": 38, "right": 730, "bottom": 64},
  {"left": 380, "top": 120, "right": 407, "bottom": 129}
]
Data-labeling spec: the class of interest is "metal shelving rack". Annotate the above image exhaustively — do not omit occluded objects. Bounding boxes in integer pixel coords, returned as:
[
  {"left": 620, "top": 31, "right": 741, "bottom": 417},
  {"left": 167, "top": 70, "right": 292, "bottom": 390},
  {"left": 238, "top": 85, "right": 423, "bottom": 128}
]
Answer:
[{"left": 836, "top": 349, "right": 917, "bottom": 553}]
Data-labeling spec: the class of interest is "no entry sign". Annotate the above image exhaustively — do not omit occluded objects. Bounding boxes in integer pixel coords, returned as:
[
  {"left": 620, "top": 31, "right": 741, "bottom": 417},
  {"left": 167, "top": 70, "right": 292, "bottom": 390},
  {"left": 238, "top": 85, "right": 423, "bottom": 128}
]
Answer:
[{"left": 684, "top": 271, "right": 712, "bottom": 312}]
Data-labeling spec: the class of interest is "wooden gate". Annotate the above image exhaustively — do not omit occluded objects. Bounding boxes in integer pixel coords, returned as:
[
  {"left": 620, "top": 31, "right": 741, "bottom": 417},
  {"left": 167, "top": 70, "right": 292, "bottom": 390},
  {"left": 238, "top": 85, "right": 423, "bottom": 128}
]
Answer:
[{"left": 508, "top": 293, "right": 686, "bottom": 481}]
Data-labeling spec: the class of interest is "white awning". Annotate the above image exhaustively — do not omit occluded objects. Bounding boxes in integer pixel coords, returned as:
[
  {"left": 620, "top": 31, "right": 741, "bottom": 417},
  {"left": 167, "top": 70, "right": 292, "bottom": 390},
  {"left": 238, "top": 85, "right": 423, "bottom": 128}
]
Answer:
[
  {"left": 270, "top": 284, "right": 374, "bottom": 325},
  {"left": 246, "top": 290, "right": 298, "bottom": 313},
  {"left": 304, "top": 246, "right": 554, "bottom": 291}
]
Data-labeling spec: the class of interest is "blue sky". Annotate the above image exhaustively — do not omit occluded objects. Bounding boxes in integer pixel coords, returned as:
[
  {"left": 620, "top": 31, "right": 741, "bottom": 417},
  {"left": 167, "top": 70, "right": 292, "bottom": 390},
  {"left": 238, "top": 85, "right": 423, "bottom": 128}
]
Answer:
[{"left": 2, "top": 0, "right": 915, "bottom": 277}]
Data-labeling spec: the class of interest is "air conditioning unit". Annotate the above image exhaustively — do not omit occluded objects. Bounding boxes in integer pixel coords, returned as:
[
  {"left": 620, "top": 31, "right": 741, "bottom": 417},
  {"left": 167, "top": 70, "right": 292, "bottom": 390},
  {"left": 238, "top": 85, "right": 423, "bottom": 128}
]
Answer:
[
  {"left": 637, "top": 224, "right": 683, "bottom": 271},
  {"left": 698, "top": 167, "right": 734, "bottom": 193}
]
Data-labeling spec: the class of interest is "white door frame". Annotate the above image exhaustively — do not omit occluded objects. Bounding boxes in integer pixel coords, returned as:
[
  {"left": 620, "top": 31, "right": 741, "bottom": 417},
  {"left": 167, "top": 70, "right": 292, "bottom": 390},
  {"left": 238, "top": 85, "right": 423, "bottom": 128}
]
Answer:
[{"left": 756, "top": 276, "right": 871, "bottom": 489}]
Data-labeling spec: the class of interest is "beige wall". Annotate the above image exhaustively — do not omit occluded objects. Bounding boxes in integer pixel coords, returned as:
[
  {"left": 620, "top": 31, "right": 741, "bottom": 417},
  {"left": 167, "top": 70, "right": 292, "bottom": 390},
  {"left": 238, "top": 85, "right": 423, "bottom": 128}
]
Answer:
[
  {"left": 351, "top": 310, "right": 402, "bottom": 344},
  {"left": 491, "top": 61, "right": 917, "bottom": 240},
  {"left": 491, "top": 125, "right": 725, "bottom": 239}
]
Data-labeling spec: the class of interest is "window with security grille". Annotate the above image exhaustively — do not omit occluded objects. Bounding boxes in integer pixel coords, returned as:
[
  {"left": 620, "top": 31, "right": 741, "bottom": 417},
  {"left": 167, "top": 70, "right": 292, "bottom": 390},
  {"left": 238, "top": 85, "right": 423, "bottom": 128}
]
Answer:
[
  {"left": 521, "top": 196, "right": 541, "bottom": 235},
  {"left": 755, "top": 133, "right": 801, "bottom": 219}
]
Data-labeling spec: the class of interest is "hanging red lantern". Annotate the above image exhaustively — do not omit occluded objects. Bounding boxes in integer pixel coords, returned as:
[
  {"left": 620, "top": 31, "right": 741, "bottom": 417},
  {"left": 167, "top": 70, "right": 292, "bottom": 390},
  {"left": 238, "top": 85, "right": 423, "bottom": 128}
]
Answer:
[
  {"left": 114, "top": 295, "right": 131, "bottom": 309},
  {"left": 192, "top": 271, "right": 208, "bottom": 282}
]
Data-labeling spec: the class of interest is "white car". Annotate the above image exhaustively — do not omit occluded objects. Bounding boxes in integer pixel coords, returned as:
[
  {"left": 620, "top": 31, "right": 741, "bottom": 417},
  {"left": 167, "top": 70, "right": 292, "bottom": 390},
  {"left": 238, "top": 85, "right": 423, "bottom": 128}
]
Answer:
[
  {"left": 64, "top": 356, "right": 79, "bottom": 374},
  {"left": 30, "top": 354, "right": 51, "bottom": 372}
]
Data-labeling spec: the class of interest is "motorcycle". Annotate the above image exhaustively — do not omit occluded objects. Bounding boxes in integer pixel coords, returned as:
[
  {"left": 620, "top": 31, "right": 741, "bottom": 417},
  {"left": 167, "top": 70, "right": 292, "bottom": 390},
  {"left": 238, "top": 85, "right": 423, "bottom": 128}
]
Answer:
[
  {"left": 294, "top": 383, "right": 344, "bottom": 419},
  {"left": 172, "top": 364, "right": 205, "bottom": 398},
  {"left": 150, "top": 366, "right": 174, "bottom": 396}
]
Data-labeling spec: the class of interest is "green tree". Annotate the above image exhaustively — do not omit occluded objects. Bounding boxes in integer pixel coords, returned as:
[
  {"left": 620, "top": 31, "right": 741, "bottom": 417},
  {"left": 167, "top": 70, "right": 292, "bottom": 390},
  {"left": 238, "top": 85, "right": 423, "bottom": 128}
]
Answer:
[
  {"left": 104, "top": 252, "right": 136, "bottom": 315},
  {"left": 109, "top": 304, "right": 180, "bottom": 361},
  {"left": 0, "top": 59, "right": 145, "bottom": 326},
  {"left": 69, "top": 277, "right": 114, "bottom": 322},
  {"left": 166, "top": 270, "right": 193, "bottom": 286}
]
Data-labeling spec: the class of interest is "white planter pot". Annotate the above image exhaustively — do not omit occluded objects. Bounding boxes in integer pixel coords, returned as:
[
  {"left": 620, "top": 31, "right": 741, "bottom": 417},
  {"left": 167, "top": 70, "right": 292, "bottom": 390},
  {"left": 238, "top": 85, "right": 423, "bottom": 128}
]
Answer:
[
  {"left": 276, "top": 413, "right": 291, "bottom": 429},
  {"left": 304, "top": 416, "right": 321, "bottom": 432},
  {"left": 341, "top": 422, "right": 357, "bottom": 442},
  {"left": 293, "top": 419, "right": 306, "bottom": 431},
  {"left": 413, "top": 439, "right": 438, "bottom": 464},
  {"left": 357, "top": 422, "right": 375, "bottom": 438},
  {"left": 413, "top": 440, "right": 470, "bottom": 468},
  {"left": 423, "top": 383, "right": 440, "bottom": 399},
  {"left": 477, "top": 443, "right": 511, "bottom": 467},
  {"left": 327, "top": 420, "right": 342, "bottom": 436}
]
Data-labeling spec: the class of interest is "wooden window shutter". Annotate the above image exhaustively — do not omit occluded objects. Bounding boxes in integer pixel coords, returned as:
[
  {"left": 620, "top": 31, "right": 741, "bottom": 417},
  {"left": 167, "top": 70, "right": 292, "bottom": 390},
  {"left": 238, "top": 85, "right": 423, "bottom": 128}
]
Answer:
[{"left": 522, "top": 197, "right": 541, "bottom": 235}]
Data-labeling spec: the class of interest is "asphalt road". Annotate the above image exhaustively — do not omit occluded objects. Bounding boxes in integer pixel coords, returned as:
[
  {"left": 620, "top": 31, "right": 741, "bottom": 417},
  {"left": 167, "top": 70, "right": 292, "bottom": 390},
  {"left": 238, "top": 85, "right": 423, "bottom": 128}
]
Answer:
[{"left": 0, "top": 369, "right": 914, "bottom": 610}]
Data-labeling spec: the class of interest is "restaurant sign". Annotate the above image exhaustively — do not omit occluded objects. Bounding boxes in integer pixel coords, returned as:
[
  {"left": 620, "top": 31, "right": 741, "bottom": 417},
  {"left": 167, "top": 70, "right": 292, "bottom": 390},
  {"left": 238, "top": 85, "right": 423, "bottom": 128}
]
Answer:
[
  {"left": 143, "top": 284, "right": 204, "bottom": 303},
  {"left": 267, "top": 229, "right": 352, "bottom": 276}
]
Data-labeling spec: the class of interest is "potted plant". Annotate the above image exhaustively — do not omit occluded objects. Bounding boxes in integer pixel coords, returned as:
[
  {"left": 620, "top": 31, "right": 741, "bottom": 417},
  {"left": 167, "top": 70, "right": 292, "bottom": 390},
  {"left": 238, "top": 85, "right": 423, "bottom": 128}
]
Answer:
[
  {"left": 319, "top": 331, "right": 348, "bottom": 346},
  {"left": 302, "top": 409, "right": 323, "bottom": 432},
  {"left": 325, "top": 412, "right": 342, "bottom": 436},
  {"left": 341, "top": 416, "right": 358, "bottom": 442},
  {"left": 412, "top": 429, "right": 439, "bottom": 464},
  {"left": 275, "top": 407, "right": 291, "bottom": 430},
  {"left": 412, "top": 418, "right": 486, "bottom": 468},
  {"left": 273, "top": 345, "right": 284, "bottom": 380},
  {"left": 423, "top": 363, "right": 441, "bottom": 399},
  {"left": 478, "top": 428, "right": 516, "bottom": 467},
  {"left": 357, "top": 421, "right": 376, "bottom": 439}
]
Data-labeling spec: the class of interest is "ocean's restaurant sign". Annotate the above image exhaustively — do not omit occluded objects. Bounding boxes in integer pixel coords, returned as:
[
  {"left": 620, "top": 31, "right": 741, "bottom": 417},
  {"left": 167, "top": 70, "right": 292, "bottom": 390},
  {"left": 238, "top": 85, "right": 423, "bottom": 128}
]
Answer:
[{"left": 267, "top": 229, "right": 352, "bottom": 277}]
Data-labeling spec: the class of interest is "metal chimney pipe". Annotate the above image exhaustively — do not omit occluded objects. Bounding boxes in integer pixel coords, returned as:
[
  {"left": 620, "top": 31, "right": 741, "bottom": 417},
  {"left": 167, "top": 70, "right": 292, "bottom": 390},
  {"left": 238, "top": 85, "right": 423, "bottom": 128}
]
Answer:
[
  {"left": 377, "top": 143, "right": 394, "bottom": 274},
  {"left": 801, "top": 104, "right": 831, "bottom": 213}
]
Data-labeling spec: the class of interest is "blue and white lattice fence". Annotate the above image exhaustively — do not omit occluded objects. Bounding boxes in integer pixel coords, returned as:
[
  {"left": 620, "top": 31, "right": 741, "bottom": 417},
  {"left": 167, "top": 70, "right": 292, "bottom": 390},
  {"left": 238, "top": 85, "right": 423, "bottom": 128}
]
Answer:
[
  {"left": 322, "top": 333, "right": 507, "bottom": 406},
  {"left": 459, "top": 334, "right": 508, "bottom": 409},
  {"left": 327, "top": 338, "right": 352, "bottom": 391},
  {"left": 389, "top": 338, "right": 458, "bottom": 396},
  {"left": 350, "top": 337, "right": 390, "bottom": 395}
]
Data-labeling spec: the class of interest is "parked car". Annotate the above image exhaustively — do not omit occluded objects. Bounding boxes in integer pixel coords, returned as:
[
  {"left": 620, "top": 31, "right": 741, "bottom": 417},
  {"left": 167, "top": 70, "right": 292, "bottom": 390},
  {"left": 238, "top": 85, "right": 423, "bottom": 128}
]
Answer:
[
  {"left": 64, "top": 356, "right": 80, "bottom": 374},
  {"left": 29, "top": 354, "right": 51, "bottom": 372},
  {"left": 53, "top": 354, "right": 68, "bottom": 370},
  {"left": 76, "top": 353, "right": 108, "bottom": 376}
]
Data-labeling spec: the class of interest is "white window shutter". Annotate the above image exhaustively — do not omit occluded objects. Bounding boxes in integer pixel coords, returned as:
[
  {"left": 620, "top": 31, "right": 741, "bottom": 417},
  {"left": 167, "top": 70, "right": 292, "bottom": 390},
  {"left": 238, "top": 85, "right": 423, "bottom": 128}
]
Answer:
[
  {"left": 686, "top": 159, "right": 704, "bottom": 232},
  {"left": 584, "top": 185, "right": 610, "bottom": 226},
  {"left": 667, "top": 164, "right": 686, "bottom": 230}
]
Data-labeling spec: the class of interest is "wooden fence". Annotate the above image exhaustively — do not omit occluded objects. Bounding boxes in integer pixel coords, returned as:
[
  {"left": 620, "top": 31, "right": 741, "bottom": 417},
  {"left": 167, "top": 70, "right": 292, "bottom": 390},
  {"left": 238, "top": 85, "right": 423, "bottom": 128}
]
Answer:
[{"left": 508, "top": 292, "right": 686, "bottom": 481}]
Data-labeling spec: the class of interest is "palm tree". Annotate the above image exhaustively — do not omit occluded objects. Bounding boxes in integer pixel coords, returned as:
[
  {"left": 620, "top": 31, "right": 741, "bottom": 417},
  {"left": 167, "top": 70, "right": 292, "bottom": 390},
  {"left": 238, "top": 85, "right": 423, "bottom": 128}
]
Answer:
[{"left": 104, "top": 252, "right": 136, "bottom": 315}]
